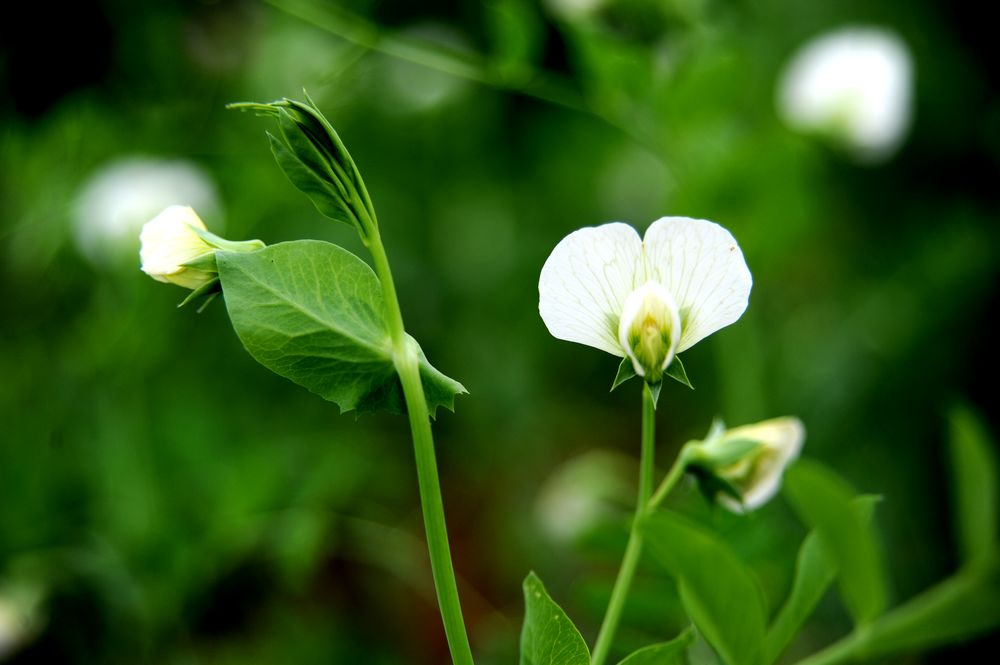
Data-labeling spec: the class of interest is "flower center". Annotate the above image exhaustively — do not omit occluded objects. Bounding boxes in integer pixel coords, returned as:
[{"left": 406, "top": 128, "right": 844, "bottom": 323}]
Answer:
[{"left": 617, "top": 281, "right": 681, "bottom": 382}]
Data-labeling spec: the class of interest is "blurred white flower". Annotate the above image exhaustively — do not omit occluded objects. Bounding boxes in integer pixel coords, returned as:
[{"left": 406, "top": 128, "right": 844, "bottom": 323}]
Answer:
[
  {"left": 538, "top": 217, "right": 752, "bottom": 382},
  {"left": 0, "top": 581, "right": 43, "bottom": 660},
  {"left": 777, "top": 27, "right": 914, "bottom": 162},
  {"left": 535, "top": 450, "right": 634, "bottom": 543},
  {"left": 139, "top": 205, "right": 263, "bottom": 291},
  {"left": 695, "top": 417, "right": 805, "bottom": 512},
  {"left": 73, "top": 157, "right": 221, "bottom": 267},
  {"left": 544, "top": 0, "right": 606, "bottom": 22}
]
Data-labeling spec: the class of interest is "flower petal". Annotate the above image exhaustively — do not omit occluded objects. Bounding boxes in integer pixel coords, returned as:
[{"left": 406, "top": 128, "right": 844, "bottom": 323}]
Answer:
[
  {"left": 642, "top": 217, "right": 752, "bottom": 352},
  {"left": 539, "top": 223, "right": 644, "bottom": 356},
  {"left": 722, "top": 417, "right": 804, "bottom": 512}
]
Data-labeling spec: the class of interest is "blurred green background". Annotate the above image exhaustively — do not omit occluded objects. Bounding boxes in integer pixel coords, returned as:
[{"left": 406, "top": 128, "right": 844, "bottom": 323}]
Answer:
[{"left": 1, "top": 0, "right": 997, "bottom": 663}]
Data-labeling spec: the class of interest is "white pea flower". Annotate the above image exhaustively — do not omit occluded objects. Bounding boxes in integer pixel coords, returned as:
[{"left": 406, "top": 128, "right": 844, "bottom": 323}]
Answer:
[
  {"left": 538, "top": 217, "right": 752, "bottom": 383},
  {"left": 692, "top": 417, "right": 805, "bottom": 513},
  {"left": 777, "top": 26, "right": 914, "bottom": 162},
  {"left": 139, "top": 205, "right": 263, "bottom": 291}
]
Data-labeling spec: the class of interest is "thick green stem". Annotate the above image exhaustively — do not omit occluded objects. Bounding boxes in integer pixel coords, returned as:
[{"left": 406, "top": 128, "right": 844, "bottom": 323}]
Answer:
[
  {"left": 591, "top": 383, "right": 657, "bottom": 665},
  {"left": 368, "top": 227, "right": 475, "bottom": 665}
]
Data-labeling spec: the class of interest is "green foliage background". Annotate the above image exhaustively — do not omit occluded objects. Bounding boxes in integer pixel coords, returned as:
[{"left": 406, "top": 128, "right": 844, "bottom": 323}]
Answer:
[{"left": 1, "top": 0, "right": 997, "bottom": 663}]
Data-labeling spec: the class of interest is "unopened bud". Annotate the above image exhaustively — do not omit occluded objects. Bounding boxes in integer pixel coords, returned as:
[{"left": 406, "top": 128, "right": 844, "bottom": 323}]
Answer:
[
  {"left": 139, "top": 206, "right": 264, "bottom": 290},
  {"left": 692, "top": 417, "right": 805, "bottom": 513}
]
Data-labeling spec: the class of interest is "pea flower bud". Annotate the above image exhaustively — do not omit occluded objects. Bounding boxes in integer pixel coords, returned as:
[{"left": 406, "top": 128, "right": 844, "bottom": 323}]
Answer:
[
  {"left": 139, "top": 205, "right": 264, "bottom": 292},
  {"left": 690, "top": 417, "right": 805, "bottom": 513}
]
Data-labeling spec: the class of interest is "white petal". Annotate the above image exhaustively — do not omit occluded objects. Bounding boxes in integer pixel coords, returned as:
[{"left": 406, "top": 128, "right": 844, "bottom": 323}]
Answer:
[
  {"left": 642, "top": 217, "right": 752, "bottom": 353},
  {"left": 728, "top": 417, "right": 804, "bottom": 511},
  {"left": 539, "top": 223, "right": 644, "bottom": 356}
]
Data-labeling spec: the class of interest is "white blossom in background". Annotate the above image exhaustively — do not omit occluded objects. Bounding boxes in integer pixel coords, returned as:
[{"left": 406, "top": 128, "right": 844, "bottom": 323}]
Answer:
[
  {"left": 697, "top": 417, "right": 805, "bottom": 512},
  {"left": 544, "top": 0, "right": 606, "bottom": 22},
  {"left": 777, "top": 27, "right": 914, "bottom": 162},
  {"left": 0, "top": 581, "right": 43, "bottom": 660},
  {"left": 73, "top": 157, "right": 221, "bottom": 267},
  {"left": 538, "top": 217, "right": 752, "bottom": 382},
  {"left": 535, "top": 450, "right": 634, "bottom": 544}
]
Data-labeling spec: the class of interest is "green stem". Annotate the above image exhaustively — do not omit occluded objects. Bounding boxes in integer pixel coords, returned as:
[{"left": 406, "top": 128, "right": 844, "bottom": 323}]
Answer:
[
  {"left": 591, "top": 383, "right": 657, "bottom": 665},
  {"left": 368, "top": 227, "right": 475, "bottom": 665},
  {"left": 648, "top": 443, "right": 693, "bottom": 512}
]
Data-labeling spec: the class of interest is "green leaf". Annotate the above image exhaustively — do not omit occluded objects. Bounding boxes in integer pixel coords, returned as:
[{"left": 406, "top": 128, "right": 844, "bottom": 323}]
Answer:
[
  {"left": 664, "top": 356, "right": 693, "bottom": 389},
  {"left": 519, "top": 572, "right": 590, "bottom": 665},
  {"left": 857, "top": 556, "right": 1000, "bottom": 658},
  {"left": 611, "top": 357, "right": 637, "bottom": 391},
  {"left": 216, "top": 240, "right": 465, "bottom": 417},
  {"left": 615, "top": 626, "right": 695, "bottom": 665},
  {"left": 783, "top": 461, "right": 886, "bottom": 625},
  {"left": 948, "top": 405, "right": 998, "bottom": 564},
  {"left": 642, "top": 512, "right": 766, "bottom": 665},
  {"left": 266, "top": 130, "right": 358, "bottom": 230},
  {"left": 764, "top": 496, "right": 880, "bottom": 664}
]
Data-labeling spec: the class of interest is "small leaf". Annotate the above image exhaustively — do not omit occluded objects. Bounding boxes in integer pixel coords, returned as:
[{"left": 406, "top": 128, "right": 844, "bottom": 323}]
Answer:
[
  {"left": 266, "top": 131, "right": 358, "bottom": 229},
  {"left": 642, "top": 512, "right": 767, "bottom": 665},
  {"left": 231, "top": 97, "right": 375, "bottom": 238},
  {"left": 948, "top": 405, "right": 998, "bottom": 564},
  {"left": 612, "top": 357, "right": 638, "bottom": 391},
  {"left": 783, "top": 461, "right": 886, "bottom": 625},
  {"left": 217, "top": 240, "right": 465, "bottom": 417},
  {"left": 615, "top": 626, "right": 695, "bottom": 665},
  {"left": 664, "top": 356, "right": 693, "bottom": 389},
  {"left": 764, "top": 496, "right": 880, "bottom": 664},
  {"left": 519, "top": 572, "right": 590, "bottom": 665}
]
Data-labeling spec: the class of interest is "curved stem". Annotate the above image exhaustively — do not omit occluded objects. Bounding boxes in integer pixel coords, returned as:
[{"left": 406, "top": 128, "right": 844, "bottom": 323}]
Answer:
[
  {"left": 591, "top": 383, "right": 657, "bottom": 665},
  {"left": 648, "top": 443, "right": 692, "bottom": 512},
  {"left": 368, "top": 226, "right": 475, "bottom": 665}
]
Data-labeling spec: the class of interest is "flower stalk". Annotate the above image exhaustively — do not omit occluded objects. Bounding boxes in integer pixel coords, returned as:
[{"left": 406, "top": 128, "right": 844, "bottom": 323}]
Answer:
[{"left": 592, "top": 382, "right": 690, "bottom": 665}]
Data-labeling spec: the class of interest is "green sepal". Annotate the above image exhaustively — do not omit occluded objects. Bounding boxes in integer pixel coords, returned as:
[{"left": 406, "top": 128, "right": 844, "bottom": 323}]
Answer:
[
  {"left": 664, "top": 355, "right": 693, "bottom": 389},
  {"left": 180, "top": 251, "right": 218, "bottom": 272},
  {"left": 611, "top": 356, "right": 637, "bottom": 391},
  {"left": 691, "top": 438, "right": 762, "bottom": 468},
  {"left": 612, "top": 355, "right": 693, "bottom": 394},
  {"left": 648, "top": 381, "right": 663, "bottom": 408},
  {"left": 177, "top": 277, "right": 221, "bottom": 310},
  {"left": 519, "top": 572, "right": 590, "bottom": 665},
  {"left": 689, "top": 464, "right": 745, "bottom": 510}
]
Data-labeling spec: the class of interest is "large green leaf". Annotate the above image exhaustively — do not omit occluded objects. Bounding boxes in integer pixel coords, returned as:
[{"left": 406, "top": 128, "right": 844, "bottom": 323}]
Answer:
[
  {"left": 615, "top": 626, "right": 694, "bottom": 665},
  {"left": 519, "top": 572, "right": 590, "bottom": 665},
  {"left": 642, "top": 512, "right": 766, "bottom": 665},
  {"left": 948, "top": 405, "right": 998, "bottom": 564},
  {"left": 764, "top": 496, "right": 880, "bottom": 664},
  {"left": 783, "top": 461, "right": 886, "bottom": 625},
  {"left": 217, "top": 240, "right": 465, "bottom": 417}
]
